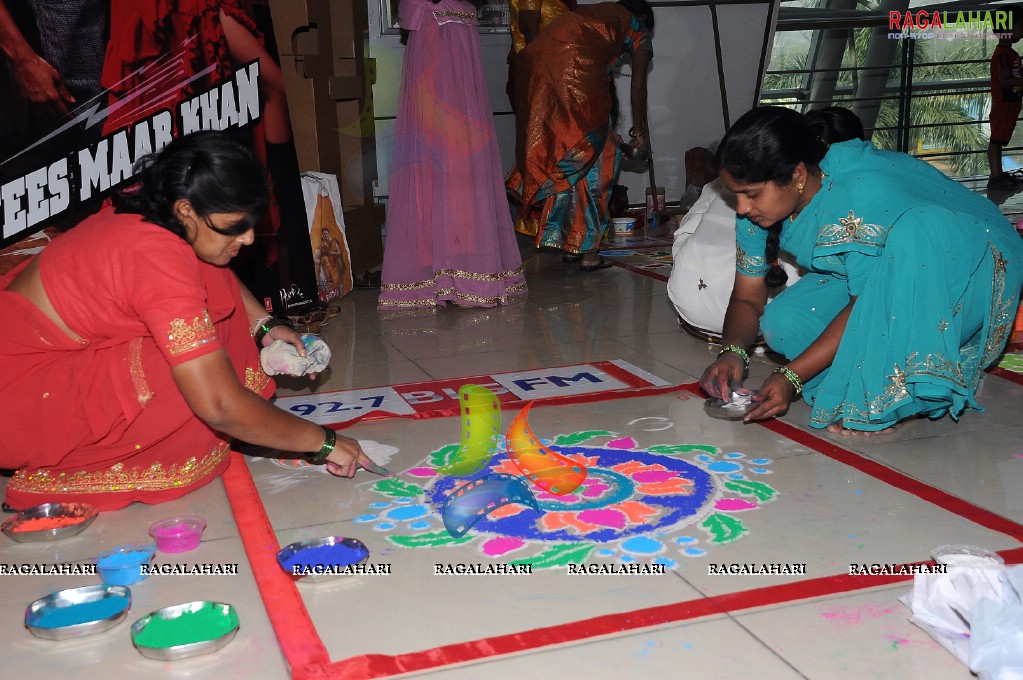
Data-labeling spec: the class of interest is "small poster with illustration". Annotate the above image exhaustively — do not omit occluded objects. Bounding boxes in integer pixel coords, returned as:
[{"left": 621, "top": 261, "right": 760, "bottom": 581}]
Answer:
[{"left": 301, "top": 173, "right": 353, "bottom": 303}]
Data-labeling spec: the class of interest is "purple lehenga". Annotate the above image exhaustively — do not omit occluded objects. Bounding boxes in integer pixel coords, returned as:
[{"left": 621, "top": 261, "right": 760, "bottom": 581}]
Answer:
[{"left": 378, "top": 0, "right": 527, "bottom": 309}]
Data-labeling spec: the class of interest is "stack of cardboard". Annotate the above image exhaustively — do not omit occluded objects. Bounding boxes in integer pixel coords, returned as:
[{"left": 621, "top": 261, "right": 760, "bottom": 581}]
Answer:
[{"left": 269, "top": 0, "right": 384, "bottom": 276}]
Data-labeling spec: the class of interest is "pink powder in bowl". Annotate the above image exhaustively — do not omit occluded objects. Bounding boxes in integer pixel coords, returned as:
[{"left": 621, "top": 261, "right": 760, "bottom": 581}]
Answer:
[{"left": 148, "top": 516, "right": 207, "bottom": 553}]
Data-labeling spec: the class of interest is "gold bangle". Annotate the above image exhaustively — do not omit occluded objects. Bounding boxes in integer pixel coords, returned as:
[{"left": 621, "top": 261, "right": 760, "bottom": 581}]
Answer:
[
  {"left": 629, "top": 126, "right": 645, "bottom": 138},
  {"left": 717, "top": 344, "right": 750, "bottom": 370},
  {"left": 773, "top": 366, "right": 803, "bottom": 396}
]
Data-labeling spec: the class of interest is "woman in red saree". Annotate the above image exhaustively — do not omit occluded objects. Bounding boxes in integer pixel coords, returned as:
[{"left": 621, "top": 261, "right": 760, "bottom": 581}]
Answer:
[
  {"left": 0, "top": 132, "right": 372, "bottom": 511},
  {"left": 506, "top": 0, "right": 654, "bottom": 271}
]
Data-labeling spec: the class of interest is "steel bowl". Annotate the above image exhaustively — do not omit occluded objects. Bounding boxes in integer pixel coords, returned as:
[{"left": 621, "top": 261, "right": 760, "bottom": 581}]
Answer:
[
  {"left": 2, "top": 502, "right": 98, "bottom": 543},
  {"left": 703, "top": 392, "right": 758, "bottom": 421},
  {"left": 131, "top": 601, "right": 239, "bottom": 660},
  {"left": 276, "top": 536, "right": 370, "bottom": 583},
  {"left": 931, "top": 544, "right": 1005, "bottom": 567},
  {"left": 25, "top": 584, "right": 131, "bottom": 640}
]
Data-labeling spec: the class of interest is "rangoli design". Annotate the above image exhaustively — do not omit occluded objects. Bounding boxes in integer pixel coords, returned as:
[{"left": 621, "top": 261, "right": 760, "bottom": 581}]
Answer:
[{"left": 354, "top": 430, "right": 778, "bottom": 570}]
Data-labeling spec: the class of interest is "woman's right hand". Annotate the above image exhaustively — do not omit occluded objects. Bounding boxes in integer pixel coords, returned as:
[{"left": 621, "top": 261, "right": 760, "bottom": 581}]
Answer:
[
  {"left": 323, "top": 433, "right": 375, "bottom": 478},
  {"left": 700, "top": 353, "right": 745, "bottom": 401}
]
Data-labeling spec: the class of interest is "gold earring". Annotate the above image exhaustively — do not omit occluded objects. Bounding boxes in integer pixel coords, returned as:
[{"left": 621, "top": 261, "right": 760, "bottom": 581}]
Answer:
[{"left": 797, "top": 182, "right": 805, "bottom": 195}]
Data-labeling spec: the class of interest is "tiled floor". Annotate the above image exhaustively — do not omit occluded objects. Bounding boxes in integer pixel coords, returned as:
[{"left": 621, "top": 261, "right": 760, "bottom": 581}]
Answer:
[
  {"left": 971, "top": 176, "right": 1023, "bottom": 225},
  {"left": 2, "top": 215, "right": 1022, "bottom": 679}
]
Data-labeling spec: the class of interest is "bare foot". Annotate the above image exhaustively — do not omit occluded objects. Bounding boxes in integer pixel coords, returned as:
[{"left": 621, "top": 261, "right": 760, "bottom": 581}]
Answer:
[{"left": 826, "top": 420, "right": 900, "bottom": 438}]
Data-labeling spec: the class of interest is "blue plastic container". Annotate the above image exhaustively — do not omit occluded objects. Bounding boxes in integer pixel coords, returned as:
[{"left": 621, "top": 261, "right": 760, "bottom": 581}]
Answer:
[{"left": 95, "top": 544, "right": 156, "bottom": 586}]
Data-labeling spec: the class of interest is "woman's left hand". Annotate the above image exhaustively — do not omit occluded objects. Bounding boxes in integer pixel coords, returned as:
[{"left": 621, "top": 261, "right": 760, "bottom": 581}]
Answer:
[
  {"left": 743, "top": 373, "right": 795, "bottom": 422},
  {"left": 263, "top": 324, "right": 320, "bottom": 380}
]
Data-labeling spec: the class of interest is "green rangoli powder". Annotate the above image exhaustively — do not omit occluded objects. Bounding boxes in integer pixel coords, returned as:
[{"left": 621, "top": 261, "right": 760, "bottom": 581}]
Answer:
[{"left": 134, "top": 602, "right": 238, "bottom": 648}]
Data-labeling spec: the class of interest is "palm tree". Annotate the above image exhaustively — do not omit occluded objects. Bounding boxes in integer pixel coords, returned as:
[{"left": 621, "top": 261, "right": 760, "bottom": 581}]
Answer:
[{"left": 762, "top": 27, "right": 992, "bottom": 177}]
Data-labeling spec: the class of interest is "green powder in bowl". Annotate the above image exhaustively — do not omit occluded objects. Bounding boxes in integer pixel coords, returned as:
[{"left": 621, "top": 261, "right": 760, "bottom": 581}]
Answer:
[{"left": 132, "top": 601, "right": 239, "bottom": 660}]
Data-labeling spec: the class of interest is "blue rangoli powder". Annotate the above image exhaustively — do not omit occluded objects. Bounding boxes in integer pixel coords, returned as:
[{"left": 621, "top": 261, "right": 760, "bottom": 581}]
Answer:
[
  {"left": 282, "top": 543, "right": 368, "bottom": 571},
  {"left": 31, "top": 595, "right": 129, "bottom": 629},
  {"left": 98, "top": 550, "right": 150, "bottom": 567}
]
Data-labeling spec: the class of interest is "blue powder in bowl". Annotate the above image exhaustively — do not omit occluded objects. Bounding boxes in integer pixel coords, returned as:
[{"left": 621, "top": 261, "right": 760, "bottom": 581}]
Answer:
[
  {"left": 96, "top": 548, "right": 153, "bottom": 585},
  {"left": 99, "top": 550, "right": 150, "bottom": 567},
  {"left": 281, "top": 543, "right": 368, "bottom": 571},
  {"left": 31, "top": 595, "right": 130, "bottom": 629}
]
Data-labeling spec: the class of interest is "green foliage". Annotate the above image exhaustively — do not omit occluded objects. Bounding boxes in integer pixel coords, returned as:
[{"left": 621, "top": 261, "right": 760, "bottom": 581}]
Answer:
[{"left": 762, "top": 25, "right": 992, "bottom": 177}]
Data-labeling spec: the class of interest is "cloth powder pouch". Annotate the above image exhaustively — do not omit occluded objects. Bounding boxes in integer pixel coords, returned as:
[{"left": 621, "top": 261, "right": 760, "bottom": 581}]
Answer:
[{"left": 260, "top": 334, "right": 331, "bottom": 376}]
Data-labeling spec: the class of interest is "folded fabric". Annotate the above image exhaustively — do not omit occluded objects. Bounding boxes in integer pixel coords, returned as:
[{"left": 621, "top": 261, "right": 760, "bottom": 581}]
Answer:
[{"left": 260, "top": 334, "right": 332, "bottom": 376}]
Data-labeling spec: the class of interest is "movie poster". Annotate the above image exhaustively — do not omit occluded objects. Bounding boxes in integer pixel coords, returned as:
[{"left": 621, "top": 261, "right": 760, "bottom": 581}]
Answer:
[{"left": 0, "top": 0, "right": 317, "bottom": 315}]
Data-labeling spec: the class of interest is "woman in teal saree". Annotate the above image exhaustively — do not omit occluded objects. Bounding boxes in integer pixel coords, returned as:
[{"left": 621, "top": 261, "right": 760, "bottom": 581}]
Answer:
[{"left": 701, "top": 106, "right": 1023, "bottom": 434}]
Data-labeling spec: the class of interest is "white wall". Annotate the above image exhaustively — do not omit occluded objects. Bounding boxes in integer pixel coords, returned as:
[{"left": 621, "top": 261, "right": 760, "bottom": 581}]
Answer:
[{"left": 368, "top": 0, "right": 777, "bottom": 207}]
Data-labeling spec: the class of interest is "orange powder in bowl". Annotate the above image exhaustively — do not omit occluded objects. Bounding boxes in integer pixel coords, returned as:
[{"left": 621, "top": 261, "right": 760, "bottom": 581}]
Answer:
[{"left": 11, "top": 516, "right": 87, "bottom": 533}]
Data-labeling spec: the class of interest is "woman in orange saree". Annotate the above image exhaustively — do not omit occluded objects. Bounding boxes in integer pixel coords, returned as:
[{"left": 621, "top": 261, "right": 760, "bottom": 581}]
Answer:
[{"left": 506, "top": 0, "right": 653, "bottom": 271}]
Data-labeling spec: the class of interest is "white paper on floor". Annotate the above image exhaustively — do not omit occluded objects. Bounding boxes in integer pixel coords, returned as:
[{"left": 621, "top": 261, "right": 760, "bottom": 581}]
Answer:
[{"left": 902, "top": 563, "right": 1023, "bottom": 680}]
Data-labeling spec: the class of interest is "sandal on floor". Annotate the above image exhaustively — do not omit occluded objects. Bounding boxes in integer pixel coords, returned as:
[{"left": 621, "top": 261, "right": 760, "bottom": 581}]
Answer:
[
  {"left": 580, "top": 256, "right": 614, "bottom": 272},
  {"left": 353, "top": 271, "right": 382, "bottom": 289},
  {"left": 562, "top": 254, "right": 583, "bottom": 263}
]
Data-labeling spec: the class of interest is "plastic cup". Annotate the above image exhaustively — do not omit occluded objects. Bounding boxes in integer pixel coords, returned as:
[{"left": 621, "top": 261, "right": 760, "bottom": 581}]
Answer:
[
  {"left": 611, "top": 217, "right": 637, "bottom": 235},
  {"left": 95, "top": 544, "right": 156, "bottom": 585},
  {"left": 149, "top": 516, "right": 207, "bottom": 553}
]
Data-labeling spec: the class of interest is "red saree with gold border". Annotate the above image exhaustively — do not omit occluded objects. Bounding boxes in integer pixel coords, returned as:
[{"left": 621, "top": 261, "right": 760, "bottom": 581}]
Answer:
[{"left": 0, "top": 209, "right": 273, "bottom": 510}]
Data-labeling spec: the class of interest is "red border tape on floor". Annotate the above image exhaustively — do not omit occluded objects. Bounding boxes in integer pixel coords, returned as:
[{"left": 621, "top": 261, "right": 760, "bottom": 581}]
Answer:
[
  {"left": 757, "top": 417, "right": 1023, "bottom": 543},
  {"left": 989, "top": 365, "right": 1023, "bottom": 387},
  {"left": 221, "top": 452, "right": 331, "bottom": 678},
  {"left": 328, "top": 548, "right": 1023, "bottom": 679},
  {"left": 224, "top": 381, "right": 1023, "bottom": 679}
]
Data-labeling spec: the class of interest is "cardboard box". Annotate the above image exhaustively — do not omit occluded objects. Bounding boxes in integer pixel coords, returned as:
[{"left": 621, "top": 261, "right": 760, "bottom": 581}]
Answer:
[{"left": 269, "top": 0, "right": 383, "bottom": 272}]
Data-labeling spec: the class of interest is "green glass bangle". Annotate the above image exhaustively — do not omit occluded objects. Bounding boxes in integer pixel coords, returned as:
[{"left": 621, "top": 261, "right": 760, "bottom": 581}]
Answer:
[
  {"left": 717, "top": 344, "right": 750, "bottom": 370},
  {"left": 773, "top": 365, "right": 803, "bottom": 396},
  {"left": 308, "top": 426, "right": 336, "bottom": 463},
  {"left": 254, "top": 318, "right": 292, "bottom": 346}
]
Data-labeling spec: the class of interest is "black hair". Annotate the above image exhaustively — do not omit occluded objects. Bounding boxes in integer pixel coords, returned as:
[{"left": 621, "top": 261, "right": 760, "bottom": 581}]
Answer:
[
  {"left": 112, "top": 130, "right": 269, "bottom": 240},
  {"left": 805, "top": 106, "right": 865, "bottom": 144},
  {"left": 717, "top": 106, "right": 829, "bottom": 288},
  {"left": 616, "top": 0, "right": 655, "bottom": 32},
  {"left": 716, "top": 106, "right": 827, "bottom": 185}
]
